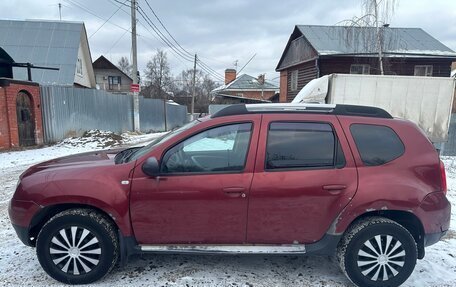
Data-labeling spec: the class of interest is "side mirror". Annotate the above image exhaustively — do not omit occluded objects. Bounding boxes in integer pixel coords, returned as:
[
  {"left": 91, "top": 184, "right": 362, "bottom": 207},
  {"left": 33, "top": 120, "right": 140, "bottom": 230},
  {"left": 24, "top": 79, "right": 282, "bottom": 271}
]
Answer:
[{"left": 142, "top": 157, "right": 160, "bottom": 177}]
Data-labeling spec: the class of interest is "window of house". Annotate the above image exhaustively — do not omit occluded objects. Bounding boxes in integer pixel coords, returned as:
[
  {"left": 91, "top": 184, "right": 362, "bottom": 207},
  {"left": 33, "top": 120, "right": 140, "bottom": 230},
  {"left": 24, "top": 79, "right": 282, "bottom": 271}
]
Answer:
[
  {"left": 162, "top": 123, "right": 252, "bottom": 173},
  {"left": 350, "top": 124, "right": 405, "bottom": 166},
  {"left": 108, "top": 76, "right": 121, "bottom": 90},
  {"left": 265, "top": 122, "right": 345, "bottom": 170},
  {"left": 76, "top": 58, "right": 83, "bottom": 76},
  {"left": 290, "top": 70, "right": 298, "bottom": 91},
  {"left": 236, "top": 93, "right": 244, "bottom": 97},
  {"left": 414, "top": 65, "right": 433, "bottom": 77},
  {"left": 350, "top": 64, "right": 370, "bottom": 74}
]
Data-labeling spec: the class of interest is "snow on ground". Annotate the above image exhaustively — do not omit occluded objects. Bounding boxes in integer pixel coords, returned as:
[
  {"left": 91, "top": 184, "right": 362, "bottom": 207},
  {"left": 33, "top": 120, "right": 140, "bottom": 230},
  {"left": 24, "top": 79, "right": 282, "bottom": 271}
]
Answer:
[{"left": 0, "top": 135, "right": 455, "bottom": 286}]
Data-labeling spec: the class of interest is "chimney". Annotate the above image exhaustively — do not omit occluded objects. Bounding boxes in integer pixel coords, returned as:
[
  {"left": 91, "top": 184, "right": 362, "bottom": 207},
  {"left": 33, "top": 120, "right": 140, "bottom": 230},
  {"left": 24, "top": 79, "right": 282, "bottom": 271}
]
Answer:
[
  {"left": 225, "top": 69, "right": 236, "bottom": 84},
  {"left": 257, "top": 74, "right": 265, "bottom": 85}
]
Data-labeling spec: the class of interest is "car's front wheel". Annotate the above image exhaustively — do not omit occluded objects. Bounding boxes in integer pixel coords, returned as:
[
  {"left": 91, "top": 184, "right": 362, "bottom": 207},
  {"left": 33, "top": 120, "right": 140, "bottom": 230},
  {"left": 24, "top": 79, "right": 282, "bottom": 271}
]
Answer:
[
  {"left": 337, "top": 217, "right": 417, "bottom": 287},
  {"left": 36, "top": 208, "right": 118, "bottom": 284}
]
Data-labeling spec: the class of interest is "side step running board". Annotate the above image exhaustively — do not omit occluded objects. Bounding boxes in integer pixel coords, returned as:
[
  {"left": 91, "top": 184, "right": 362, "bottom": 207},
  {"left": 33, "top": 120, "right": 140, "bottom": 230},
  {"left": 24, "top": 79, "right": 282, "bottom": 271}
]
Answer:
[{"left": 139, "top": 244, "right": 307, "bottom": 255}]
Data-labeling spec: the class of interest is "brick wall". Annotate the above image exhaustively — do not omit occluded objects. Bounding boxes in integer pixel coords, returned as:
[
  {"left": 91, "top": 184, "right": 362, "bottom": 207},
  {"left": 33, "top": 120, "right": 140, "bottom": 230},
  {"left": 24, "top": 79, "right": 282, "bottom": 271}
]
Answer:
[{"left": 0, "top": 79, "right": 43, "bottom": 150}]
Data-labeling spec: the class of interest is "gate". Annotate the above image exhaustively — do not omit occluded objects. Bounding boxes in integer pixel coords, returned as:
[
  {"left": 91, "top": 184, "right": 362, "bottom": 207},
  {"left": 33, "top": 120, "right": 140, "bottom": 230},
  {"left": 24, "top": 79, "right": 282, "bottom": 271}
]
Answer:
[{"left": 16, "top": 91, "right": 36, "bottom": 146}]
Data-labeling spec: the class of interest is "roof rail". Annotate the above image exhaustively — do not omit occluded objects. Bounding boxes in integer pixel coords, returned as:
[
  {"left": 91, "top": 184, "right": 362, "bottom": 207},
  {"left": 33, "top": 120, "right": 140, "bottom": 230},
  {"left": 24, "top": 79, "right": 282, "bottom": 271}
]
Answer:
[{"left": 211, "top": 103, "right": 392, "bottom": 119}]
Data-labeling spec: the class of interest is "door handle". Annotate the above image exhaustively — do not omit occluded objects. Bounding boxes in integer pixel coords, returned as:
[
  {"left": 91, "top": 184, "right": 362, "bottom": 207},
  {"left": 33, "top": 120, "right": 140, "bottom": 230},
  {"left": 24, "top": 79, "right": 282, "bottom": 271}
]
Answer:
[
  {"left": 155, "top": 176, "right": 168, "bottom": 183},
  {"left": 322, "top": 185, "right": 347, "bottom": 192},
  {"left": 223, "top": 187, "right": 246, "bottom": 198}
]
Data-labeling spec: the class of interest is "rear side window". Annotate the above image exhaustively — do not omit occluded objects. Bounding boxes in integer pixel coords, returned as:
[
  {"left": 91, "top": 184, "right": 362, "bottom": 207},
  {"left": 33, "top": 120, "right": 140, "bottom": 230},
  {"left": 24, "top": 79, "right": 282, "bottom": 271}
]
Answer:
[
  {"left": 266, "top": 122, "right": 344, "bottom": 170},
  {"left": 350, "top": 124, "right": 404, "bottom": 166}
]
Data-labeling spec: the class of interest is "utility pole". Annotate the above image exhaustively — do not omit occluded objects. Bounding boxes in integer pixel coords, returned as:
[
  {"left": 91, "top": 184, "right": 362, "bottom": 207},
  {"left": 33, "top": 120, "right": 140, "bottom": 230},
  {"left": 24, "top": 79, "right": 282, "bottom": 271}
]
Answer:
[
  {"left": 131, "top": 0, "right": 140, "bottom": 131},
  {"left": 58, "top": 3, "right": 62, "bottom": 20},
  {"left": 191, "top": 54, "right": 197, "bottom": 119}
]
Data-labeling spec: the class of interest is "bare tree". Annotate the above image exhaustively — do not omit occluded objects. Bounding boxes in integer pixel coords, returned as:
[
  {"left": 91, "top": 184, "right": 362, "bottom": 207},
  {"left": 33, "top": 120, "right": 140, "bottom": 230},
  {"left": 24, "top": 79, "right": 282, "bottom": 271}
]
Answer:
[
  {"left": 117, "top": 56, "right": 131, "bottom": 76},
  {"left": 339, "top": 0, "right": 398, "bottom": 75},
  {"left": 143, "top": 49, "right": 172, "bottom": 99},
  {"left": 174, "top": 69, "right": 216, "bottom": 112}
]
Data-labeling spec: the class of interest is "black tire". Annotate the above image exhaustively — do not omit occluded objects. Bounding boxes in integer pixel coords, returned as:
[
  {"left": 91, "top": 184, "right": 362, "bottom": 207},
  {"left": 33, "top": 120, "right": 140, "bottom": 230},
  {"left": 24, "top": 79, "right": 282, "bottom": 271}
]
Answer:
[
  {"left": 337, "top": 217, "right": 417, "bottom": 287},
  {"left": 36, "top": 208, "right": 119, "bottom": 284}
]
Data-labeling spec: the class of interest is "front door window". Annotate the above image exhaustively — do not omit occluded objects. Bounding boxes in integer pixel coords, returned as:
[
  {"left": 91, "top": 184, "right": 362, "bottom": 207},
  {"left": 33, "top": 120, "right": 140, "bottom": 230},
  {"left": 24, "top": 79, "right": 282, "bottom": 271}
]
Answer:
[{"left": 162, "top": 123, "right": 252, "bottom": 174}]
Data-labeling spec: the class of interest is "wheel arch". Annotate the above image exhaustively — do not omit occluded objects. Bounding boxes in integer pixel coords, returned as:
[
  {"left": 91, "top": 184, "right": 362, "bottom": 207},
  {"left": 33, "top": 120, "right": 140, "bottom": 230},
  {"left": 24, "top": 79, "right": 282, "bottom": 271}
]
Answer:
[
  {"left": 28, "top": 203, "right": 121, "bottom": 247},
  {"left": 340, "top": 210, "right": 425, "bottom": 259}
]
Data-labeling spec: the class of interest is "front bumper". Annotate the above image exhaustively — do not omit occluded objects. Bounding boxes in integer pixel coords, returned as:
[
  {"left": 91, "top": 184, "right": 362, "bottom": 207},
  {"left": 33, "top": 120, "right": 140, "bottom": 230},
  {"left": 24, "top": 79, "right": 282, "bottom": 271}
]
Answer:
[
  {"left": 8, "top": 199, "right": 42, "bottom": 246},
  {"left": 11, "top": 224, "right": 32, "bottom": 246}
]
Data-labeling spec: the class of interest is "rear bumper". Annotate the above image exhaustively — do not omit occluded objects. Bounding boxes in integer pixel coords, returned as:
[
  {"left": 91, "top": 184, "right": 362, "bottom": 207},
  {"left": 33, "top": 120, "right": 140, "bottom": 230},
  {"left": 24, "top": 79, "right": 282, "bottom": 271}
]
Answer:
[
  {"left": 424, "top": 230, "right": 448, "bottom": 247},
  {"left": 416, "top": 191, "right": 451, "bottom": 235}
]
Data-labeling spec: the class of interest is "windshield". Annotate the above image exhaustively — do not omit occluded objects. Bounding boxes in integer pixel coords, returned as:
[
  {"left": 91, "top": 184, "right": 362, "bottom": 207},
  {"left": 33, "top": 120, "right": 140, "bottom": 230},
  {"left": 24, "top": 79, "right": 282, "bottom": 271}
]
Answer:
[{"left": 127, "top": 120, "right": 201, "bottom": 162}]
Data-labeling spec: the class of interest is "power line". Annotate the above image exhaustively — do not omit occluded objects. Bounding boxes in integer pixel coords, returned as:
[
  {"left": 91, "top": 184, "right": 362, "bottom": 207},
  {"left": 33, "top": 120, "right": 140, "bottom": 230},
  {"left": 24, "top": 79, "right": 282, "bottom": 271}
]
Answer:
[
  {"left": 137, "top": 5, "right": 193, "bottom": 62},
  {"left": 110, "top": 0, "right": 130, "bottom": 8},
  {"left": 99, "top": 0, "right": 224, "bottom": 82},
  {"left": 238, "top": 53, "right": 257, "bottom": 74},
  {"left": 64, "top": 0, "right": 130, "bottom": 33},
  {"left": 197, "top": 59, "right": 224, "bottom": 79},
  {"left": 89, "top": 0, "right": 127, "bottom": 38},
  {"left": 105, "top": 0, "right": 130, "bottom": 16},
  {"left": 196, "top": 62, "right": 224, "bottom": 82},
  {"left": 143, "top": 0, "right": 193, "bottom": 58},
  {"left": 139, "top": 0, "right": 224, "bottom": 80},
  {"left": 105, "top": 28, "right": 130, "bottom": 54},
  {"left": 138, "top": 35, "right": 190, "bottom": 71}
]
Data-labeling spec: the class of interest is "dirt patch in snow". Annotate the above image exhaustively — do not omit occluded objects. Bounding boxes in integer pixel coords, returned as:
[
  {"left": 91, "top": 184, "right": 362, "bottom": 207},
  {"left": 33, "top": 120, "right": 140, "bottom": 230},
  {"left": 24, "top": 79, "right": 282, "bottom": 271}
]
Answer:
[{"left": 58, "top": 130, "right": 128, "bottom": 148}]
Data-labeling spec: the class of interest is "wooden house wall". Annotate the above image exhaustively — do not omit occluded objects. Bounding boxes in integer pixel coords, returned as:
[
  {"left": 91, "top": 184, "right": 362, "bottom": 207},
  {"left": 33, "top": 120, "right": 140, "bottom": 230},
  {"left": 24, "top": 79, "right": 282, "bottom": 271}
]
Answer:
[
  {"left": 286, "top": 60, "right": 318, "bottom": 102},
  {"left": 318, "top": 57, "right": 453, "bottom": 77}
]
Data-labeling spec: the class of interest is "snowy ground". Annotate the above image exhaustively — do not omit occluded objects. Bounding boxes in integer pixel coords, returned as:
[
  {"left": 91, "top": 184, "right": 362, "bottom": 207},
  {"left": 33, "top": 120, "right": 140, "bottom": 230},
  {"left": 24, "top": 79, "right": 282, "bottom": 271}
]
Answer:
[{"left": 0, "top": 133, "right": 455, "bottom": 286}]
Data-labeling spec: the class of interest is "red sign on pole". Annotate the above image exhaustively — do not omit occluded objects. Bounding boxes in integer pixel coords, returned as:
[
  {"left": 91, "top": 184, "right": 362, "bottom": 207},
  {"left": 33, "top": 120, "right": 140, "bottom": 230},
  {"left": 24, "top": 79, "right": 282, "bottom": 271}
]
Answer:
[{"left": 130, "top": 84, "right": 140, "bottom": 93}]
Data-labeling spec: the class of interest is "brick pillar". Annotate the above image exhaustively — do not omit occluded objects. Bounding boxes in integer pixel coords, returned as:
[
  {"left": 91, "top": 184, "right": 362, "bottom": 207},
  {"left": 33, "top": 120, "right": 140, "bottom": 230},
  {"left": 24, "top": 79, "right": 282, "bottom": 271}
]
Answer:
[
  {"left": 0, "top": 86, "right": 9, "bottom": 148},
  {"left": 0, "top": 79, "right": 43, "bottom": 150}
]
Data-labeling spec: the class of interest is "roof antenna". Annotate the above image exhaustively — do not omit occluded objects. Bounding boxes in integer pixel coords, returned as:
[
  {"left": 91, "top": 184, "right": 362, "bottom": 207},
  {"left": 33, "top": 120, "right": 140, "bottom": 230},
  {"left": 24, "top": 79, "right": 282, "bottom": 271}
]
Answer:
[{"left": 58, "top": 3, "right": 62, "bottom": 20}]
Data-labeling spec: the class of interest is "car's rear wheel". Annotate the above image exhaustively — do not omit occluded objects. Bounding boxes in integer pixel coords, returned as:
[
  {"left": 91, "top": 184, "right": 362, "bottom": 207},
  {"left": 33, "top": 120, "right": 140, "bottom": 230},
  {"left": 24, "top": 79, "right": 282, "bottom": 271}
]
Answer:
[
  {"left": 36, "top": 208, "right": 118, "bottom": 284},
  {"left": 337, "top": 217, "right": 417, "bottom": 287}
]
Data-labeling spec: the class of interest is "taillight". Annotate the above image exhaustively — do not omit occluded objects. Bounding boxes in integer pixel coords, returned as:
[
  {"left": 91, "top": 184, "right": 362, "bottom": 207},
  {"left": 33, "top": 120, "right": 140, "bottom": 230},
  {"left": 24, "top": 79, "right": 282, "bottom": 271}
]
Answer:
[{"left": 440, "top": 160, "right": 447, "bottom": 195}]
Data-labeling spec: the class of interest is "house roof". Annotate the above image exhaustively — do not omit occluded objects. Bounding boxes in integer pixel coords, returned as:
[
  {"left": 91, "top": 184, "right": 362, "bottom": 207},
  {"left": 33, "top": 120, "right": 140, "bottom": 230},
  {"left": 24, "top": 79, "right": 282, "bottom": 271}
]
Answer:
[
  {"left": 0, "top": 47, "right": 14, "bottom": 64},
  {"left": 212, "top": 74, "right": 279, "bottom": 92},
  {"left": 277, "top": 25, "right": 456, "bottom": 70},
  {"left": 0, "top": 19, "right": 86, "bottom": 85},
  {"left": 214, "top": 93, "right": 271, "bottom": 103},
  {"left": 93, "top": 55, "right": 132, "bottom": 81}
]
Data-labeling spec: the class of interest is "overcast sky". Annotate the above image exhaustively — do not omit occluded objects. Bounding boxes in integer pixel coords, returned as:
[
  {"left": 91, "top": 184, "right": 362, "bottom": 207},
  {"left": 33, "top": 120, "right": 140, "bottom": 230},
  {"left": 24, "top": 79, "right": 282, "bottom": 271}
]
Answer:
[{"left": 1, "top": 0, "right": 455, "bottom": 85}]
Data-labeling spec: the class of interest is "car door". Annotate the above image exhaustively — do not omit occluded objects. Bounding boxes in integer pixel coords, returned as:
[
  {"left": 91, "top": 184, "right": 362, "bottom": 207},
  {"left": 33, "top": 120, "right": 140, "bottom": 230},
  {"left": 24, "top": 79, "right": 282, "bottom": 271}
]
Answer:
[
  {"left": 246, "top": 113, "right": 358, "bottom": 244},
  {"left": 130, "top": 115, "right": 261, "bottom": 244}
]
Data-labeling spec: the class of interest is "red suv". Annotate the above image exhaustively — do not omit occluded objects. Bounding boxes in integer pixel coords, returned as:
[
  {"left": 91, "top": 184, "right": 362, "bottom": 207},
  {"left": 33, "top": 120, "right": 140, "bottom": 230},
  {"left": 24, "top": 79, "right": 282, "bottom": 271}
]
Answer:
[{"left": 9, "top": 104, "right": 450, "bottom": 286}]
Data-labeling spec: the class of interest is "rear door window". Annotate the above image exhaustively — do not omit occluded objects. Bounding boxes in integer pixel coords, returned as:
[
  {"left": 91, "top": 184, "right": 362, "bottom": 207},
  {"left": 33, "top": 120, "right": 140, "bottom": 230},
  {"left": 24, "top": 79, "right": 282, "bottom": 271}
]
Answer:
[
  {"left": 350, "top": 124, "right": 405, "bottom": 166},
  {"left": 265, "top": 122, "right": 344, "bottom": 170}
]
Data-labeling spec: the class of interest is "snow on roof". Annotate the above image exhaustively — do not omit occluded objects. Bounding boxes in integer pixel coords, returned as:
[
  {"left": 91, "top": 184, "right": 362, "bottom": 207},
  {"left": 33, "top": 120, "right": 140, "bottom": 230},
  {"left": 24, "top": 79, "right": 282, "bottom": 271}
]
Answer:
[
  {"left": 277, "top": 25, "right": 456, "bottom": 70},
  {"left": 297, "top": 25, "right": 456, "bottom": 57}
]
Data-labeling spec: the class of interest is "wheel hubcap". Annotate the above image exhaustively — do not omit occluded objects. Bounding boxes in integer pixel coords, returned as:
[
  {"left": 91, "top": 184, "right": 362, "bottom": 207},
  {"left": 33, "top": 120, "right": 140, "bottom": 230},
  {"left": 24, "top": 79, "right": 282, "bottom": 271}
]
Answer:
[
  {"left": 357, "top": 235, "right": 406, "bottom": 281},
  {"left": 49, "top": 226, "right": 101, "bottom": 275}
]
